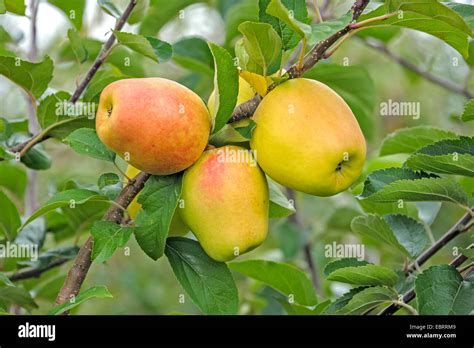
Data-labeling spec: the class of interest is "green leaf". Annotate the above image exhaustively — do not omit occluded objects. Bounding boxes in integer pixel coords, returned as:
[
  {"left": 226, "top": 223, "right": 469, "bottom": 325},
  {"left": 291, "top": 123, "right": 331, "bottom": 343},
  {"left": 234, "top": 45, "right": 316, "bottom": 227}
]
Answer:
[
  {"left": 234, "top": 119, "right": 257, "bottom": 140},
  {"left": 208, "top": 43, "right": 239, "bottom": 134},
  {"left": 461, "top": 99, "right": 474, "bottom": 122},
  {"left": 360, "top": 167, "right": 432, "bottom": 198},
  {"left": 323, "top": 258, "right": 369, "bottom": 277},
  {"left": 224, "top": 0, "right": 259, "bottom": 44},
  {"left": 0, "top": 56, "right": 53, "bottom": 99},
  {"left": 387, "top": 0, "right": 472, "bottom": 35},
  {"left": 384, "top": 214, "right": 428, "bottom": 257},
  {"left": 406, "top": 136, "right": 474, "bottom": 177},
  {"left": 15, "top": 218, "right": 45, "bottom": 249},
  {"left": 303, "top": 64, "right": 376, "bottom": 140},
  {"left": 64, "top": 128, "right": 116, "bottom": 162},
  {"left": 415, "top": 264, "right": 474, "bottom": 315},
  {"left": 0, "top": 117, "right": 12, "bottom": 140},
  {"left": 127, "top": 0, "right": 149, "bottom": 24},
  {"left": 229, "top": 259, "right": 317, "bottom": 306},
  {"left": 38, "top": 92, "right": 71, "bottom": 128},
  {"left": 268, "top": 179, "right": 295, "bottom": 218},
  {"left": 173, "top": 37, "right": 214, "bottom": 75},
  {"left": 98, "top": 173, "right": 120, "bottom": 189},
  {"left": 0, "top": 25, "right": 12, "bottom": 43},
  {"left": 165, "top": 237, "right": 238, "bottom": 315},
  {"left": 380, "top": 126, "right": 458, "bottom": 155},
  {"left": 0, "top": 285, "right": 37, "bottom": 310},
  {"left": 83, "top": 65, "right": 125, "bottom": 102},
  {"left": 67, "top": 29, "right": 88, "bottom": 63},
  {"left": 236, "top": 21, "right": 282, "bottom": 76},
  {"left": 114, "top": 31, "right": 172, "bottom": 63},
  {"left": 259, "top": 0, "right": 309, "bottom": 50},
  {"left": 0, "top": 0, "right": 5, "bottom": 14},
  {"left": 0, "top": 273, "right": 13, "bottom": 287},
  {"left": 98, "top": 0, "right": 121, "bottom": 18},
  {"left": 6, "top": 134, "right": 52, "bottom": 170},
  {"left": 0, "top": 190, "right": 20, "bottom": 240},
  {"left": 352, "top": 214, "right": 428, "bottom": 258},
  {"left": 36, "top": 92, "right": 95, "bottom": 139},
  {"left": 3, "top": 0, "right": 25, "bottom": 15},
  {"left": 266, "top": 0, "right": 311, "bottom": 42},
  {"left": 91, "top": 221, "right": 132, "bottom": 263},
  {"left": 48, "top": 0, "right": 85, "bottom": 29},
  {"left": 21, "top": 189, "right": 109, "bottom": 228},
  {"left": 447, "top": 2, "right": 474, "bottom": 30},
  {"left": 134, "top": 174, "right": 182, "bottom": 260},
  {"left": 139, "top": 0, "right": 199, "bottom": 37},
  {"left": 326, "top": 264, "right": 398, "bottom": 287},
  {"left": 361, "top": 168, "right": 469, "bottom": 207},
  {"left": 21, "top": 144, "right": 52, "bottom": 170},
  {"left": 335, "top": 286, "right": 398, "bottom": 315},
  {"left": 361, "top": 3, "right": 471, "bottom": 58},
  {"left": 310, "top": 12, "right": 352, "bottom": 44},
  {"left": 49, "top": 286, "right": 113, "bottom": 315},
  {"left": 0, "top": 162, "right": 27, "bottom": 199},
  {"left": 323, "top": 287, "right": 367, "bottom": 314},
  {"left": 59, "top": 38, "right": 101, "bottom": 63},
  {"left": 460, "top": 247, "right": 474, "bottom": 259},
  {"left": 279, "top": 299, "right": 330, "bottom": 315}
]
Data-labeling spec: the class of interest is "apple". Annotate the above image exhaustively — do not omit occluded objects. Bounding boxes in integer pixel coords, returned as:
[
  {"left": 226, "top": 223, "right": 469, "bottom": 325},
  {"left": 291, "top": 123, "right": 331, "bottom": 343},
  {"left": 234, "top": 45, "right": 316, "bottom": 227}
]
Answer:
[
  {"left": 250, "top": 78, "right": 366, "bottom": 196},
  {"left": 178, "top": 145, "right": 269, "bottom": 261},
  {"left": 96, "top": 78, "right": 211, "bottom": 175}
]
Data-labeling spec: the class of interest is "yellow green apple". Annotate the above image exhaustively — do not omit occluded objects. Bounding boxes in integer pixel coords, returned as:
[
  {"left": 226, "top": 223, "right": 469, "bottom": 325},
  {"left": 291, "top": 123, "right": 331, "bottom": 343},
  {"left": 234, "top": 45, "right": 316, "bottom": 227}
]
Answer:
[
  {"left": 250, "top": 78, "right": 366, "bottom": 196},
  {"left": 178, "top": 145, "right": 269, "bottom": 261},
  {"left": 96, "top": 78, "right": 210, "bottom": 175}
]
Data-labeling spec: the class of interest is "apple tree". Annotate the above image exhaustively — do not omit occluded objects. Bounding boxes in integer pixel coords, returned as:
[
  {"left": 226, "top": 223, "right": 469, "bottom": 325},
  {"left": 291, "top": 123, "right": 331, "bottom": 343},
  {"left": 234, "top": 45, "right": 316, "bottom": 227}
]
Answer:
[{"left": 0, "top": 0, "right": 473, "bottom": 316}]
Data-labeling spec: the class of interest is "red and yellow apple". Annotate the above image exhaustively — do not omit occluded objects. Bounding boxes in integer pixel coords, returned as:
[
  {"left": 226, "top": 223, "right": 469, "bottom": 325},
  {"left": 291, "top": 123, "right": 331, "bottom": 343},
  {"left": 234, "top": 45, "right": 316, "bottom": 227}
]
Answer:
[{"left": 96, "top": 78, "right": 211, "bottom": 175}]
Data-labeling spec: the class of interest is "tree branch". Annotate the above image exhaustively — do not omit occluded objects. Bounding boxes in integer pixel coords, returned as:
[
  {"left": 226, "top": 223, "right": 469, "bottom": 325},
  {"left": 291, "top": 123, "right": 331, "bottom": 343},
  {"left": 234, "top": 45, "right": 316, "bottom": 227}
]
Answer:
[
  {"left": 28, "top": 0, "right": 39, "bottom": 62},
  {"left": 286, "top": 189, "right": 322, "bottom": 296},
  {"left": 363, "top": 38, "right": 474, "bottom": 99},
  {"left": 406, "top": 210, "right": 473, "bottom": 274},
  {"left": 7, "top": 258, "right": 70, "bottom": 281},
  {"left": 25, "top": 0, "right": 40, "bottom": 215},
  {"left": 70, "top": 0, "right": 137, "bottom": 103},
  {"left": 376, "top": 211, "right": 473, "bottom": 314},
  {"left": 228, "top": 0, "right": 371, "bottom": 123},
  {"left": 55, "top": 172, "right": 151, "bottom": 310},
  {"left": 0, "top": 0, "right": 138, "bottom": 161},
  {"left": 379, "top": 243, "right": 473, "bottom": 315}
]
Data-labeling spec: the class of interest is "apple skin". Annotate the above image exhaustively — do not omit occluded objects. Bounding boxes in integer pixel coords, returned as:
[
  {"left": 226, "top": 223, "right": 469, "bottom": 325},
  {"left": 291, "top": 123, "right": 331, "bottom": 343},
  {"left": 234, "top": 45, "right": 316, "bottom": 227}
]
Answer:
[
  {"left": 125, "top": 165, "right": 189, "bottom": 236},
  {"left": 178, "top": 145, "right": 269, "bottom": 262},
  {"left": 250, "top": 78, "right": 366, "bottom": 196},
  {"left": 96, "top": 78, "right": 211, "bottom": 175},
  {"left": 207, "top": 76, "right": 256, "bottom": 115}
]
